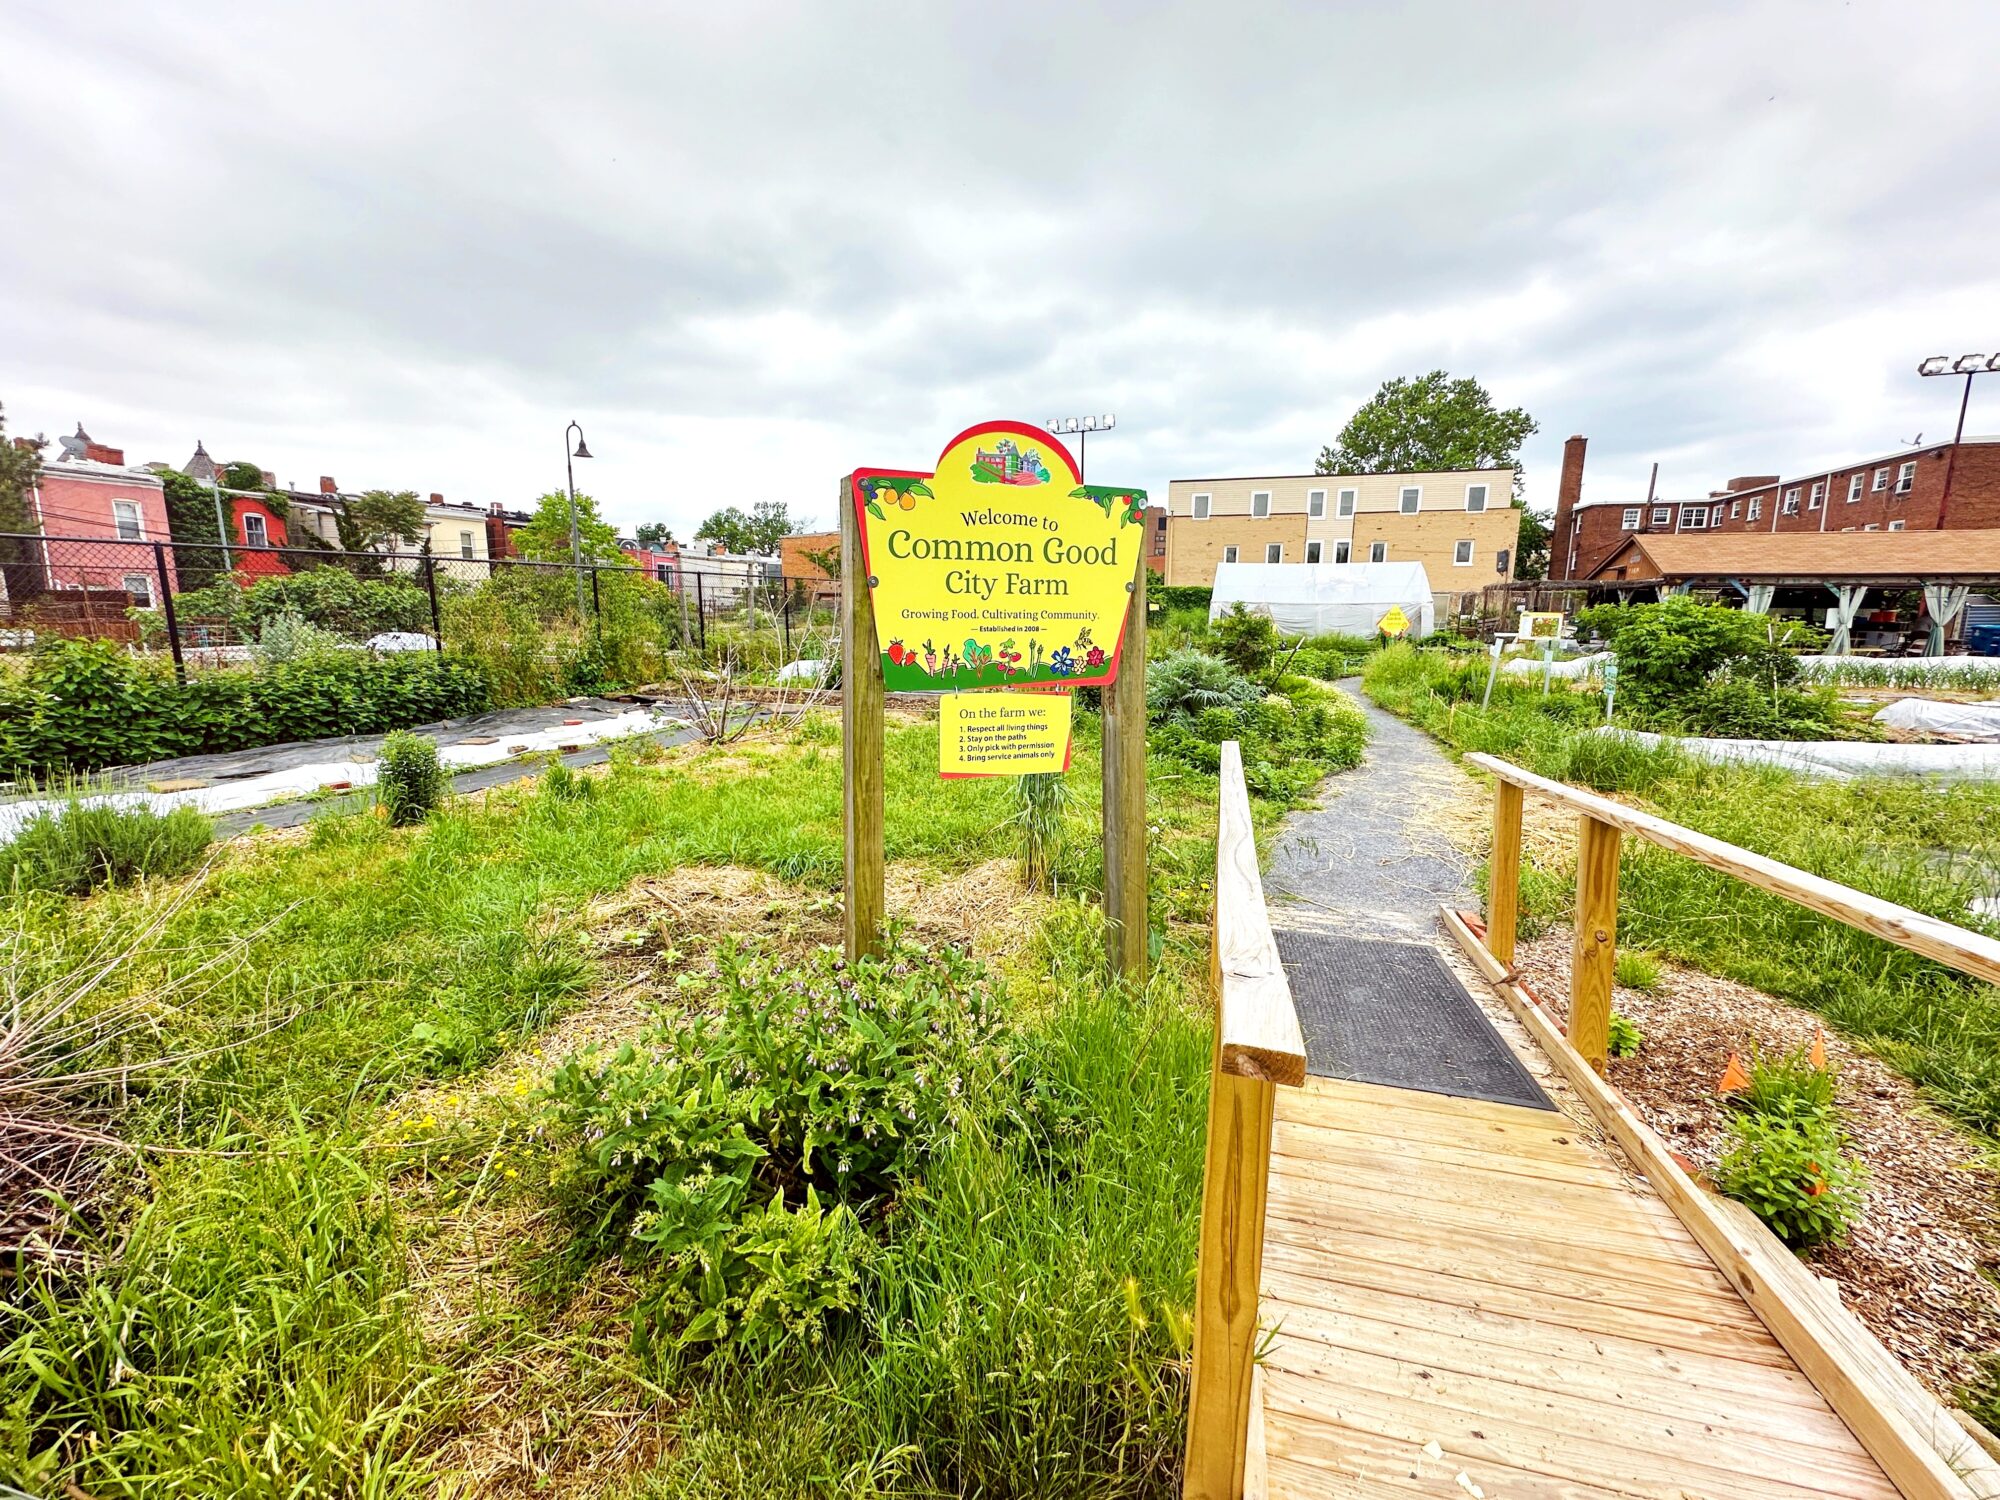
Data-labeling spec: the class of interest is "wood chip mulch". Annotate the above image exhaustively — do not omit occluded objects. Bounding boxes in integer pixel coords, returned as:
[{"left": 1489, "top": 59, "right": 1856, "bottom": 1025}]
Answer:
[{"left": 1513, "top": 930, "right": 2000, "bottom": 1402}]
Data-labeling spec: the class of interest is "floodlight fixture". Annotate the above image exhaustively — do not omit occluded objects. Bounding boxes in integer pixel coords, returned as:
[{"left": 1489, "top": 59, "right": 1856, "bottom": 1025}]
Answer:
[
  {"left": 1044, "top": 411, "right": 1118, "bottom": 480},
  {"left": 1914, "top": 355, "right": 1997, "bottom": 526}
]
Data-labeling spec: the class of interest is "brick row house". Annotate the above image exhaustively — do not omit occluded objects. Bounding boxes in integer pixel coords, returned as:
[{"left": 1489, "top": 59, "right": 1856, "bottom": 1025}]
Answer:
[{"left": 1551, "top": 432, "right": 2000, "bottom": 583}]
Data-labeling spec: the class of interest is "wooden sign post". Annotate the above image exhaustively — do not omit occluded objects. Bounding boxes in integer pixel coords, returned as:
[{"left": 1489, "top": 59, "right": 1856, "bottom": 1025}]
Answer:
[{"left": 839, "top": 421, "right": 1149, "bottom": 985}]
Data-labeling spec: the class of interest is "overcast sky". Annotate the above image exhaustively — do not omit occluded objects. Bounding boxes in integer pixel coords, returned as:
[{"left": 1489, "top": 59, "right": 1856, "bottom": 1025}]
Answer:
[{"left": 4, "top": 1, "right": 1998, "bottom": 535}]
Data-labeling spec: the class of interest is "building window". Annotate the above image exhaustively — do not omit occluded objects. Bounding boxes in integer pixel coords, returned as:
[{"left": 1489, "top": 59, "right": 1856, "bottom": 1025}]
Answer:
[
  {"left": 460, "top": 529, "right": 475, "bottom": 558},
  {"left": 1888, "top": 520, "right": 1905, "bottom": 530},
  {"left": 1465, "top": 483, "right": 1488, "bottom": 512},
  {"left": 1191, "top": 493, "right": 1211, "bottom": 519},
  {"left": 1847, "top": 474, "right": 1863, "bottom": 503},
  {"left": 1809, "top": 480, "right": 1825, "bottom": 509},
  {"left": 1305, "top": 540, "right": 1323, "bottom": 563},
  {"left": 1712, "top": 505, "right": 1725, "bottom": 526},
  {"left": 1748, "top": 496, "right": 1763, "bottom": 522},
  {"left": 1896, "top": 461, "right": 1916, "bottom": 494},
  {"left": 1452, "top": 540, "right": 1474, "bottom": 566},
  {"left": 112, "top": 499, "right": 143, "bottom": 540},
  {"left": 1730, "top": 499, "right": 1741, "bottom": 518},
  {"left": 1250, "top": 491, "right": 1272, "bottom": 519},
  {"left": 242, "top": 512, "right": 267, "bottom": 547},
  {"left": 122, "top": 572, "right": 153, "bottom": 606},
  {"left": 1334, "top": 540, "right": 1351, "bottom": 564},
  {"left": 1398, "top": 486, "right": 1420, "bottom": 514},
  {"left": 1264, "top": 542, "right": 1282, "bottom": 563},
  {"left": 1337, "top": 488, "right": 1356, "bottom": 517},
  {"left": 1873, "top": 467, "right": 1889, "bottom": 491},
  {"left": 1368, "top": 541, "right": 1387, "bottom": 562},
  {"left": 1651, "top": 506, "right": 1670, "bottom": 525},
  {"left": 1222, "top": 545, "right": 1238, "bottom": 563},
  {"left": 1863, "top": 523, "right": 1880, "bottom": 531},
  {"left": 1780, "top": 494, "right": 1799, "bottom": 516},
  {"left": 1307, "top": 489, "right": 1326, "bottom": 518},
  {"left": 1681, "top": 505, "right": 1707, "bottom": 529},
  {"left": 1620, "top": 507, "right": 1640, "bottom": 529}
]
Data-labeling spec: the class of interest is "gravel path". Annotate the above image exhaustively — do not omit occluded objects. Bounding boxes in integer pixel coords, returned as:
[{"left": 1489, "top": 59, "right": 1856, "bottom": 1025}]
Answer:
[{"left": 1264, "top": 680, "right": 1475, "bottom": 942}]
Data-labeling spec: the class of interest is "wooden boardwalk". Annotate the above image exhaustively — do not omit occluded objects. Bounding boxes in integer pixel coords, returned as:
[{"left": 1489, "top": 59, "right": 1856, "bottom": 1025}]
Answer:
[{"left": 1256, "top": 1075, "right": 1898, "bottom": 1498}]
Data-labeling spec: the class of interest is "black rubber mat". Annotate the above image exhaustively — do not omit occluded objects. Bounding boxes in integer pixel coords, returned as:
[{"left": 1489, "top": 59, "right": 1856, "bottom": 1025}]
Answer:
[{"left": 1274, "top": 930, "right": 1554, "bottom": 1111}]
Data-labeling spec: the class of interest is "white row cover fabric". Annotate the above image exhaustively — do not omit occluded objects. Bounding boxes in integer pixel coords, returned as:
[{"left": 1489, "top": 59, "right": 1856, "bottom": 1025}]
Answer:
[
  {"left": 1600, "top": 726, "right": 2000, "bottom": 780},
  {"left": 1208, "top": 561, "right": 1435, "bottom": 638},
  {"left": 1796, "top": 655, "right": 2000, "bottom": 682},
  {"left": 1873, "top": 698, "right": 2000, "bottom": 742},
  {"left": 0, "top": 706, "right": 686, "bottom": 846}
]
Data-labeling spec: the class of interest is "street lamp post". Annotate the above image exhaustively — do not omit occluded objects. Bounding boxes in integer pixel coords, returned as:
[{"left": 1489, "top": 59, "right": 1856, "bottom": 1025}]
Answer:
[
  {"left": 565, "top": 420, "right": 592, "bottom": 620},
  {"left": 1046, "top": 413, "right": 1116, "bottom": 483},
  {"left": 1918, "top": 354, "right": 2000, "bottom": 527}
]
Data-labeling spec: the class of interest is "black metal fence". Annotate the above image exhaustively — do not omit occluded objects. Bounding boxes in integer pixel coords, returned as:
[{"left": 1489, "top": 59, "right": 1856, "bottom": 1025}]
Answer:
[{"left": 0, "top": 532, "right": 841, "bottom": 693}]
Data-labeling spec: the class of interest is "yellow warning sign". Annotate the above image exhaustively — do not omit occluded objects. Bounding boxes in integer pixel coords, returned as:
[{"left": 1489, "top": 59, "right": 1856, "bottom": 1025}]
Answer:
[
  {"left": 938, "top": 691, "right": 1073, "bottom": 778},
  {"left": 1377, "top": 603, "right": 1412, "bottom": 637}
]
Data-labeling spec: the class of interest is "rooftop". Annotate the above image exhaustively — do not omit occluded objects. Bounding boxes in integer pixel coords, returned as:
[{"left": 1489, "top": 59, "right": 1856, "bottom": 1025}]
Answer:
[{"left": 1600, "top": 528, "right": 2000, "bottom": 582}]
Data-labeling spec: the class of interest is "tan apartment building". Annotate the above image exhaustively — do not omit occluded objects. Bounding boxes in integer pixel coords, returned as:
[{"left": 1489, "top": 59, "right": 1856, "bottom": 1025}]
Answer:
[{"left": 1161, "top": 468, "right": 1520, "bottom": 588}]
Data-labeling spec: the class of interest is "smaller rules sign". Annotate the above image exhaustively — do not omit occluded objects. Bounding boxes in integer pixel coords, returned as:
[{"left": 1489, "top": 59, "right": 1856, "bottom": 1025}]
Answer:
[{"left": 939, "top": 691, "right": 1073, "bottom": 777}]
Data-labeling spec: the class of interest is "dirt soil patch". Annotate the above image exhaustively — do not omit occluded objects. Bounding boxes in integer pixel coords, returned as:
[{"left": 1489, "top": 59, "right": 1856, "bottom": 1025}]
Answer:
[{"left": 1513, "top": 931, "right": 2000, "bottom": 1401}]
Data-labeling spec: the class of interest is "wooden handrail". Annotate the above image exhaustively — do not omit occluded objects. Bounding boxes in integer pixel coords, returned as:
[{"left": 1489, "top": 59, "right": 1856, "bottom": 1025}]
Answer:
[
  {"left": 1215, "top": 742, "right": 1308, "bottom": 1086},
  {"left": 1466, "top": 751, "right": 2000, "bottom": 990},
  {"left": 1184, "top": 741, "right": 1306, "bottom": 1500},
  {"left": 1461, "top": 751, "right": 2000, "bottom": 1498}
]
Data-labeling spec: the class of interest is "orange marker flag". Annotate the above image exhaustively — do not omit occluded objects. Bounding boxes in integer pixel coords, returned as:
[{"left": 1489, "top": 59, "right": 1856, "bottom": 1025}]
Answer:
[
  {"left": 1810, "top": 1028, "right": 1828, "bottom": 1070},
  {"left": 1717, "top": 1051, "right": 1750, "bottom": 1094}
]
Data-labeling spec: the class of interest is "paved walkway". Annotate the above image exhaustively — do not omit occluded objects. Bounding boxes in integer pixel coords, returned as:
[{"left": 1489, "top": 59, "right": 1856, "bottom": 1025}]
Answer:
[{"left": 1263, "top": 680, "right": 1474, "bottom": 943}]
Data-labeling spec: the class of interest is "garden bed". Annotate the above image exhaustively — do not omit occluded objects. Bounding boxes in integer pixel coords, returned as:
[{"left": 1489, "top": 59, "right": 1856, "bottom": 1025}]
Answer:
[{"left": 1506, "top": 932, "right": 2000, "bottom": 1408}]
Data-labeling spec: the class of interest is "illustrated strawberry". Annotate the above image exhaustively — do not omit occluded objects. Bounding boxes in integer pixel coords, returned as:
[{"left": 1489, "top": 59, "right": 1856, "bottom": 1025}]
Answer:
[{"left": 887, "top": 639, "right": 908, "bottom": 666}]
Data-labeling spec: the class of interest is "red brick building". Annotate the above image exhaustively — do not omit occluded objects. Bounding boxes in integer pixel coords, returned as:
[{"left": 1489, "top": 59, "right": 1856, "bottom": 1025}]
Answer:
[{"left": 1549, "top": 433, "right": 2000, "bottom": 582}]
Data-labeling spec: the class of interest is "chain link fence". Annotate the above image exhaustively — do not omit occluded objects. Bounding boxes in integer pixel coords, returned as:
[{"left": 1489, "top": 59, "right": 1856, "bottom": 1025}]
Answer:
[{"left": 0, "top": 532, "right": 841, "bottom": 704}]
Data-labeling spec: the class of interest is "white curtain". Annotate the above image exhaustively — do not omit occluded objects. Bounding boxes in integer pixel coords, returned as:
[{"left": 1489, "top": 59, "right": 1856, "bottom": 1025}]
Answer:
[
  {"left": 1745, "top": 584, "right": 1776, "bottom": 615},
  {"left": 1923, "top": 583, "right": 1971, "bottom": 658},
  {"left": 1827, "top": 585, "right": 1868, "bottom": 656}
]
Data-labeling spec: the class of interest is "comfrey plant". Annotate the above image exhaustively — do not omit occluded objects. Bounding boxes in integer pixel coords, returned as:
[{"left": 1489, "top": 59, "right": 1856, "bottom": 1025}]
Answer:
[{"left": 540, "top": 934, "right": 998, "bottom": 1357}]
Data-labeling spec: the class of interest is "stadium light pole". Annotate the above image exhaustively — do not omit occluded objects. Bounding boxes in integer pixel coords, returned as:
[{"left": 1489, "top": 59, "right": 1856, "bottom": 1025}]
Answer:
[
  {"left": 1046, "top": 413, "right": 1116, "bottom": 483},
  {"left": 565, "top": 420, "right": 592, "bottom": 619},
  {"left": 1919, "top": 354, "right": 2000, "bottom": 526}
]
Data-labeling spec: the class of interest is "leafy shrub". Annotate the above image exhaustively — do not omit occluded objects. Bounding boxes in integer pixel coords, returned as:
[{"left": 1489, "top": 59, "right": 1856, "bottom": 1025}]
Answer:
[
  {"left": 1606, "top": 1010, "right": 1644, "bottom": 1057},
  {"left": 376, "top": 731, "right": 447, "bottom": 826},
  {"left": 1613, "top": 949, "right": 1661, "bottom": 990},
  {"left": 1213, "top": 603, "right": 1279, "bottom": 676},
  {"left": 251, "top": 611, "right": 348, "bottom": 664},
  {"left": 1150, "top": 584, "right": 1212, "bottom": 614},
  {"left": 540, "top": 936, "right": 998, "bottom": 1357},
  {"left": 1717, "top": 1103, "right": 1866, "bottom": 1249},
  {"left": 0, "top": 638, "right": 492, "bottom": 778},
  {"left": 1145, "top": 650, "right": 1261, "bottom": 723},
  {"left": 0, "top": 798, "right": 213, "bottom": 895},
  {"left": 155, "top": 568, "right": 433, "bottom": 640}
]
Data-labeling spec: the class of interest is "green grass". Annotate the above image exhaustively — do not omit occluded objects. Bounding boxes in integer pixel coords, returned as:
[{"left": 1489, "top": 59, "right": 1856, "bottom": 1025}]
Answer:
[
  {"left": 1, "top": 698, "right": 1349, "bottom": 1497},
  {"left": 1366, "top": 643, "right": 2000, "bottom": 1137},
  {"left": 0, "top": 796, "right": 214, "bottom": 895}
]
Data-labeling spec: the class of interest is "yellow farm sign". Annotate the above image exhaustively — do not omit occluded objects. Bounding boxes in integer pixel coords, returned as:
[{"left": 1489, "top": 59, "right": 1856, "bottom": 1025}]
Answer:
[
  {"left": 1377, "top": 603, "right": 1412, "bottom": 637},
  {"left": 851, "top": 422, "right": 1145, "bottom": 691},
  {"left": 938, "top": 691, "right": 1073, "bottom": 777}
]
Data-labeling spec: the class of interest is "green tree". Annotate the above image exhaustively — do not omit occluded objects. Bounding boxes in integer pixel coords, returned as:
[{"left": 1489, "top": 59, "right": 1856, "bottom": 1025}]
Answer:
[
  {"left": 157, "top": 468, "right": 232, "bottom": 588},
  {"left": 633, "top": 521, "right": 675, "bottom": 549},
  {"left": 695, "top": 501, "right": 793, "bottom": 556},
  {"left": 1512, "top": 506, "right": 1552, "bottom": 580},
  {"left": 514, "top": 490, "right": 625, "bottom": 563},
  {"left": 220, "top": 460, "right": 267, "bottom": 490},
  {"left": 0, "top": 402, "right": 46, "bottom": 603},
  {"left": 1317, "top": 372, "right": 1536, "bottom": 492},
  {"left": 333, "top": 490, "right": 427, "bottom": 554}
]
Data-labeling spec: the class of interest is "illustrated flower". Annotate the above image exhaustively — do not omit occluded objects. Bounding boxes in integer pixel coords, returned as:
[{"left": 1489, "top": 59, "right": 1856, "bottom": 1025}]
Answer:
[
  {"left": 1049, "top": 647, "right": 1075, "bottom": 676},
  {"left": 1085, "top": 645, "right": 1105, "bottom": 668}
]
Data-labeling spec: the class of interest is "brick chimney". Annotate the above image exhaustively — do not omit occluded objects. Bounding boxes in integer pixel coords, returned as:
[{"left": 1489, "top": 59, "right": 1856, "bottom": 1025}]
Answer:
[
  {"left": 319, "top": 476, "right": 338, "bottom": 494},
  {"left": 84, "top": 441, "right": 125, "bottom": 465},
  {"left": 429, "top": 493, "right": 443, "bottom": 505},
  {"left": 1550, "top": 434, "right": 1587, "bottom": 580}
]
